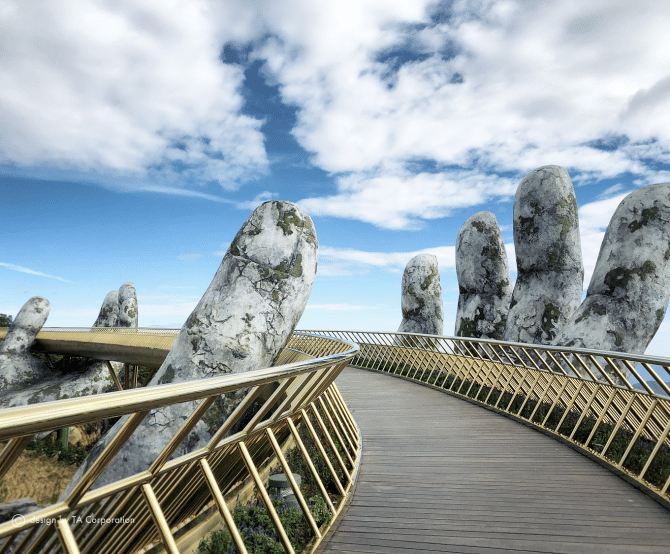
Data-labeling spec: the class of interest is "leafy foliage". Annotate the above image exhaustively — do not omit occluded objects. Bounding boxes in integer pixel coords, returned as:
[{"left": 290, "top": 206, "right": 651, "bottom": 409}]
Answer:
[
  {"left": 197, "top": 409, "right": 347, "bottom": 554},
  {"left": 197, "top": 489, "right": 332, "bottom": 554},
  {"left": 0, "top": 313, "right": 12, "bottom": 327},
  {"left": 26, "top": 434, "right": 88, "bottom": 465}
]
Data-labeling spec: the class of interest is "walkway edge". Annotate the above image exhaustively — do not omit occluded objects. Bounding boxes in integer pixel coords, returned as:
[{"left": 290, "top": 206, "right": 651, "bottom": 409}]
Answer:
[
  {"left": 312, "top": 412, "right": 364, "bottom": 554},
  {"left": 353, "top": 365, "right": 670, "bottom": 514}
]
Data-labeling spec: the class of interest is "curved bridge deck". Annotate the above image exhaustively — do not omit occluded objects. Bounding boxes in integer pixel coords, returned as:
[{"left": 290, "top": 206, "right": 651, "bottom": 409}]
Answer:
[{"left": 327, "top": 367, "right": 670, "bottom": 554}]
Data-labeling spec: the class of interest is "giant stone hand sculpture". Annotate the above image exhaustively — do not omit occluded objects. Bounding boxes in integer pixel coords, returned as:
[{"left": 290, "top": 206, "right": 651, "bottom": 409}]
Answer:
[
  {"left": 92, "top": 290, "right": 119, "bottom": 328},
  {"left": 398, "top": 254, "right": 443, "bottom": 338},
  {"left": 62, "top": 200, "right": 318, "bottom": 496},
  {"left": 0, "top": 296, "right": 51, "bottom": 391},
  {"left": 552, "top": 184, "right": 670, "bottom": 380},
  {"left": 503, "top": 166, "right": 584, "bottom": 344},
  {"left": 455, "top": 212, "right": 512, "bottom": 339},
  {"left": 0, "top": 282, "right": 138, "bottom": 408},
  {"left": 454, "top": 163, "right": 670, "bottom": 384}
]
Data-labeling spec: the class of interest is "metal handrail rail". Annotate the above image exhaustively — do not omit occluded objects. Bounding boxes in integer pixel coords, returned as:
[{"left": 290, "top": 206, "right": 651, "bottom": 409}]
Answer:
[
  {"left": 302, "top": 329, "right": 670, "bottom": 510},
  {"left": 0, "top": 331, "right": 361, "bottom": 554}
]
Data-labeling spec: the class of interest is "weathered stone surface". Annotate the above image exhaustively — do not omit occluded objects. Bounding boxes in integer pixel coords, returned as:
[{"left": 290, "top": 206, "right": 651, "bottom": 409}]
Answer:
[
  {"left": 116, "top": 283, "right": 138, "bottom": 328},
  {"left": 0, "top": 497, "right": 39, "bottom": 524},
  {"left": 93, "top": 290, "right": 119, "bottom": 327},
  {"left": 0, "top": 360, "right": 116, "bottom": 408},
  {"left": 455, "top": 212, "right": 512, "bottom": 339},
  {"left": 553, "top": 184, "right": 670, "bottom": 375},
  {"left": 0, "top": 297, "right": 52, "bottom": 391},
  {"left": 62, "top": 201, "right": 318, "bottom": 496},
  {"left": 503, "top": 165, "right": 584, "bottom": 344},
  {"left": 397, "top": 254, "right": 443, "bottom": 336}
]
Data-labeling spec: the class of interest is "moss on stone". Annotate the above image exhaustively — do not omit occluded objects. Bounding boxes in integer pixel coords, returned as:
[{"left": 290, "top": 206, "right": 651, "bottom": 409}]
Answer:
[
  {"left": 607, "top": 330, "right": 624, "bottom": 347},
  {"left": 547, "top": 242, "right": 567, "bottom": 271},
  {"left": 457, "top": 317, "right": 478, "bottom": 338},
  {"left": 186, "top": 314, "right": 199, "bottom": 329},
  {"left": 472, "top": 220, "right": 490, "bottom": 234},
  {"left": 518, "top": 215, "right": 540, "bottom": 238},
  {"left": 272, "top": 290, "right": 279, "bottom": 302},
  {"left": 657, "top": 309, "right": 665, "bottom": 322},
  {"left": 28, "top": 391, "right": 41, "bottom": 404},
  {"left": 541, "top": 303, "right": 561, "bottom": 339},
  {"left": 161, "top": 366, "right": 175, "bottom": 384},
  {"left": 491, "top": 319, "right": 506, "bottom": 340},
  {"left": 575, "top": 304, "right": 607, "bottom": 323},
  {"left": 628, "top": 207, "right": 660, "bottom": 232},
  {"left": 603, "top": 261, "right": 657, "bottom": 294},
  {"left": 557, "top": 214, "right": 574, "bottom": 236},
  {"left": 420, "top": 266, "right": 438, "bottom": 291},
  {"left": 288, "top": 254, "right": 303, "bottom": 278},
  {"left": 403, "top": 285, "right": 426, "bottom": 318}
]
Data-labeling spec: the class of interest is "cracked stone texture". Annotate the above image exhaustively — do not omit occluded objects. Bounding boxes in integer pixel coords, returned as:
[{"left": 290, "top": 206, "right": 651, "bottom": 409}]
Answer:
[
  {"left": 455, "top": 212, "right": 512, "bottom": 339},
  {"left": 552, "top": 184, "right": 670, "bottom": 379},
  {"left": 3, "top": 285, "right": 127, "bottom": 409},
  {"left": 116, "top": 283, "right": 138, "bottom": 328},
  {"left": 0, "top": 288, "right": 120, "bottom": 406},
  {"left": 397, "top": 254, "right": 443, "bottom": 336},
  {"left": 0, "top": 297, "right": 52, "bottom": 391},
  {"left": 503, "top": 165, "right": 584, "bottom": 344},
  {"left": 93, "top": 290, "right": 119, "bottom": 327},
  {"left": 0, "top": 361, "right": 117, "bottom": 409},
  {"left": 62, "top": 200, "right": 318, "bottom": 497}
]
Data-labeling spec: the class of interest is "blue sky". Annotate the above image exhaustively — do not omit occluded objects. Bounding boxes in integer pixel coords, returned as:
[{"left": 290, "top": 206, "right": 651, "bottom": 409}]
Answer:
[{"left": 2, "top": 0, "right": 670, "bottom": 359}]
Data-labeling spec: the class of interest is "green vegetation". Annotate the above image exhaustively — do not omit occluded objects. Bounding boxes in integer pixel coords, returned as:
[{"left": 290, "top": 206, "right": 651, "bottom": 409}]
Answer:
[
  {"left": 197, "top": 408, "right": 352, "bottom": 554},
  {"left": 0, "top": 480, "right": 7, "bottom": 503},
  {"left": 0, "top": 313, "right": 12, "bottom": 327},
  {"left": 26, "top": 434, "right": 88, "bottom": 466}
]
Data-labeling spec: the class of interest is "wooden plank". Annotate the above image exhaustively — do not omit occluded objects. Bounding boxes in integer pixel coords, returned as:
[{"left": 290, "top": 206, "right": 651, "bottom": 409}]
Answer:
[{"left": 321, "top": 367, "right": 670, "bottom": 553}]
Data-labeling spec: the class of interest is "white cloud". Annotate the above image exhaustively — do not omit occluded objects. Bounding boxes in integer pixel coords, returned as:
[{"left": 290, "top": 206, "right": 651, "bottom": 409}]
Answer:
[
  {"left": 3, "top": 0, "right": 670, "bottom": 229},
  {"left": 236, "top": 191, "right": 280, "bottom": 210},
  {"left": 0, "top": 0, "right": 268, "bottom": 188},
  {"left": 0, "top": 262, "right": 72, "bottom": 283},
  {"left": 265, "top": 0, "right": 670, "bottom": 226},
  {"left": 300, "top": 166, "right": 518, "bottom": 230},
  {"left": 321, "top": 245, "right": 456, "bottom": 271}
]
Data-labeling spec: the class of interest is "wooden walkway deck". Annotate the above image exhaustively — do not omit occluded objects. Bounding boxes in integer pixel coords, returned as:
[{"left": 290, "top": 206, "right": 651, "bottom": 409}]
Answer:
[{"left": 324, "top": 367, "right": 670, "bottom": 554}]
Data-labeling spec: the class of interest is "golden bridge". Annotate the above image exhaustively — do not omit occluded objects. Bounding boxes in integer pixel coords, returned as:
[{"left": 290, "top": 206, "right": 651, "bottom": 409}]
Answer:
[{"left": 0, "top": 327, "right": 669, "bottom": 553}]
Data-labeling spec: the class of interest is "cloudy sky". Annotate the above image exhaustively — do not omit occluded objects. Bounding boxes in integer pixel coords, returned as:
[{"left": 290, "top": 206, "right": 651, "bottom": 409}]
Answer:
[{"left": 2, "top": 0, "right": 670, "bottom": 359}]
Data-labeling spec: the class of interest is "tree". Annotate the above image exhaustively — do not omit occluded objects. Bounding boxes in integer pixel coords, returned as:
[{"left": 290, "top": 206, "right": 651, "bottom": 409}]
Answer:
[{"left": 0, "top": 314, "right": 13, "bottom": 327}]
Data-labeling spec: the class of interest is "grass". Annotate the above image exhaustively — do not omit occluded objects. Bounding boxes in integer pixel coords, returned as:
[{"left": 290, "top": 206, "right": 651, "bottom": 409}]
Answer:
[{"left": 354, "top": 354, "right": 670, "bottom": 490}]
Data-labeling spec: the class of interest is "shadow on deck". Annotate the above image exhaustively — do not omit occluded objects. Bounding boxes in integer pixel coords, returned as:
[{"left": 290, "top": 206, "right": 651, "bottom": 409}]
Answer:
[{"left": 324, "top": 367, "right": 670, "bottom": 554}]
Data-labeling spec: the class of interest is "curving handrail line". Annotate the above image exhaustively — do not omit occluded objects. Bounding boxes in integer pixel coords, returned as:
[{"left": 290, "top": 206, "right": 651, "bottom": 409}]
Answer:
[
  {"left": 0, "top": 329, "right": 361, "bottom": 554},
  {"left": 303, "top": 330, "right": 670, "bottom": 511}
]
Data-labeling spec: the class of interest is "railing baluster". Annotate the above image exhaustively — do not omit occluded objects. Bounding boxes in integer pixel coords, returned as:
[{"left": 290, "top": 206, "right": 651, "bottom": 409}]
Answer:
[
  {"left": 287, "top": 418, "right": 336, "bottom": 513},
  {"left": 55, "top": 517, "right": 81, "bottom": 554},
  {"left": 199, "top": 458, "right": 249, "bottom": 554},
  {"left": 141, "top": 483, "right": 179, "bottom": 554}
]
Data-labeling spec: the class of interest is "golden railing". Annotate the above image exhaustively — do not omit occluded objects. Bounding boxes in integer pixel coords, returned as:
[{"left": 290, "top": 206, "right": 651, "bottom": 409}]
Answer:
[
  {"left": 302, "top": 330, "right": 670, "bottom": 510},
  {"left": 0, "top": 330, "right": 360, "bottom": 554}
]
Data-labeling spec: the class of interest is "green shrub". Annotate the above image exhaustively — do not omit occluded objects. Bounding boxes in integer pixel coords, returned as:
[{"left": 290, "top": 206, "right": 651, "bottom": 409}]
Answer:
[
  {"left": 197, "top": 490, "right": 331, "bottom": 554},
  {"left": 26, "top": 435, "right": 87, "bottom": 465}
]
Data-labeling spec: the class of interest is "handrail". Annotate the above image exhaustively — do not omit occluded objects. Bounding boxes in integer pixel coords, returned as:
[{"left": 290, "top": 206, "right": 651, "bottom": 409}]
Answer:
[
  {"left": 0, "top": 330, "right": 361, "bottom": 554},
  {"left": 302, "top": 329, "right": 670, "bottom": 510}
]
